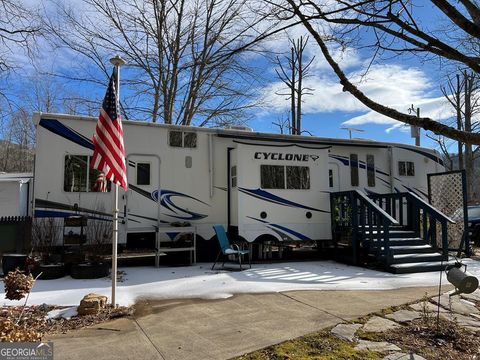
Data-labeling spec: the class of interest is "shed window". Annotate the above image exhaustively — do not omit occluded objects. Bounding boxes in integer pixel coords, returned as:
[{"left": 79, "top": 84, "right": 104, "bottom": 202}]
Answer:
[
  {"left": 329, "top": 169, "right": 333, "bottom": 188},
  {"left": 398, "top": 161, "right": 415, "bottom": 176},
  {"left": 137, "top": 163, "right": 151, "bottom": 185},
  {"left": 366, "top": 154, "right": 375, "bottom": 187},
  {"left": 64, "top": 155, "right": 111, "bottom": 192},
  {"left": 350, "top": 154, "right": 359, "bottom": 187}
]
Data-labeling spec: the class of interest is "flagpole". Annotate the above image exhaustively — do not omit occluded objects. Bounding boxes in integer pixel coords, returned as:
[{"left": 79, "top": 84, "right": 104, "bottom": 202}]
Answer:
[{"left": 109, "top": 55, "right": 125, "bottom": 308}]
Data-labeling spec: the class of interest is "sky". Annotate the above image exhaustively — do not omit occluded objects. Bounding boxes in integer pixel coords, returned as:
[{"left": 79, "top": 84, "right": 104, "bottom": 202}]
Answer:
[{"left": 0, "top": 0, "right": 469, "bottom": 152}]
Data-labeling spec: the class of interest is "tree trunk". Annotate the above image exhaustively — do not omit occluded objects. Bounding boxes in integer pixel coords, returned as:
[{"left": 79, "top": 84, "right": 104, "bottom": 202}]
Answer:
[
  {"left": 464, "top": 71, "right": 474, "bottom": 201},
  {"left": 290, "top": 47, "right": 296, "bottom": 135}
]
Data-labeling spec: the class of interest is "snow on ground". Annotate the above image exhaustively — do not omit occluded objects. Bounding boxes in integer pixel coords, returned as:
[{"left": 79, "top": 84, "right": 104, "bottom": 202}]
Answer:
[
  {"left": 47, "top": 306, "right": 78, "bottom": 320},
  {"left": 2, "top": 259, "right": 480, "bottom": 307}
]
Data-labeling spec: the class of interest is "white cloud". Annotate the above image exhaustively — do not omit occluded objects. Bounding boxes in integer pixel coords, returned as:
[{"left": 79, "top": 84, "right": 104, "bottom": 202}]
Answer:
[{"left": 258, "top": 56, "right": 456, "bottom": 134}]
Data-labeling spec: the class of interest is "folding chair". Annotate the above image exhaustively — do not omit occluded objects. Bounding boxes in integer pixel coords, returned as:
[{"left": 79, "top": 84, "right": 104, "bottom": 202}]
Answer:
[{"left": 212, "top": 225, "right": 251, "bottom": 270}]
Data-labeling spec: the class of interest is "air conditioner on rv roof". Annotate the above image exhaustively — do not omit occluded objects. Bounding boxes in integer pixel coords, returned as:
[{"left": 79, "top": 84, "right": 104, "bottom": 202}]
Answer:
[{"left": 223, "top": 125, "right": 253, "bottom": 132}]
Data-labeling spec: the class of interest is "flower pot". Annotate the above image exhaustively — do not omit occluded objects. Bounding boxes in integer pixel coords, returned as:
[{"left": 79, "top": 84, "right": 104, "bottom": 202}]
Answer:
[
  {"left": 2, "top": 253, "right": 27, "bottom": 275},
  {"left": 34, "top": 263, "right": 66, "bottom": 280},
  {"left": 70, "top": 262, "right": 110, "bottom": 279}
]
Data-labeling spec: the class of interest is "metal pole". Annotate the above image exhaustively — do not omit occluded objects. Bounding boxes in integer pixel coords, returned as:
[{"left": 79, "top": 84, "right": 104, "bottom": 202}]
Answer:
[
  {"left": 416, "top": 108, "right": 421, "bottom": 147},
  {"left": 109, "top": 55, "right": 125, "bottom": 308}
]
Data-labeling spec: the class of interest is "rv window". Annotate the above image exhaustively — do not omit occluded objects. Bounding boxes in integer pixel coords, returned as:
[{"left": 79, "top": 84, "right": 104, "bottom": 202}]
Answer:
[
  {"left": 64, "top": 155, "right": 88, "bottom": 192},
  {"left": 350, "top": 154, "right": 359, "bottom": 187},
  {"left": 137, "top": 163, "right": 151, "bottom": 185},
  {"left": 184, "top": 132, "right": 197, "bottom": 148},
  {"left": 286, "top": 166, "right": 310, "bottom": 189},
  {"left": 64, "top": 155, "right": 111, "bottom": 192},
  {"left": 231, "top": 165, "right": 237, "bottom": 188},
  {"left": 169, "top": 131, "right": 183, "bottom": 147},
  {"left": 407, "top": 162, "right": 415, "bottom": 176},
  {"left": 169, "top": 130, "right": 197, "bottom": 148},
  {"left": 366, "top": 154, "right": 375, "bottom": 187},
  {"left": 398, "top": 161, "right": 415, "bottom": 176},
  {"left": 89, "top": 168, "right": 111, "bottom": 192},
  {"left": 261, "top": 165, "right": 285, "bottom": 189},
  {"left": 329, "top": 169, "right": 333, "bottom": 188}
]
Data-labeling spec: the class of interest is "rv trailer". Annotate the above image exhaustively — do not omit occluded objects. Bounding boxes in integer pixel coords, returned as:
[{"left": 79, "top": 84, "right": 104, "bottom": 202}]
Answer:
[{"left": 32, "top": 112, "right": 444, "bottom": 258}]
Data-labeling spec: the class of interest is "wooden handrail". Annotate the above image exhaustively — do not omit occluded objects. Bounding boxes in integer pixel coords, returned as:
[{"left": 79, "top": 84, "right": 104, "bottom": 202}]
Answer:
[
  {"left": 404, "top": 192, "right": 455, "bottom": 224},
  {"left": 353, "top": 190, "right": 399, "bottom": 225}
]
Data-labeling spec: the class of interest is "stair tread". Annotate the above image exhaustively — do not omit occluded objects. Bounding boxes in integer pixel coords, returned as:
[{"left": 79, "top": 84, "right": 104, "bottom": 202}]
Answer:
[
  {"left": 390, "top": 260, "right": 453, "bottom": 269},
  {"left": 393, "top": 252, "right": 442, "bottom": 259},
  {"left": 390, "top": 244, "right": 432, "bottom": 250}
]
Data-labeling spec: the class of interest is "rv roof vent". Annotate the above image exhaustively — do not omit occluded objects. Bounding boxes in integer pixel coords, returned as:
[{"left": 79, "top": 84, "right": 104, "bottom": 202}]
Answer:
[{"left": 223, "top": 125, "right": 253, "bottom": 132}]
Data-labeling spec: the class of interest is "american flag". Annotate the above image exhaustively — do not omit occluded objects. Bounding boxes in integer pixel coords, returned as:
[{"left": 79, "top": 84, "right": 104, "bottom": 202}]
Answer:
[{"left": 91, "top": 70, "right": 128, "bottom": 190}]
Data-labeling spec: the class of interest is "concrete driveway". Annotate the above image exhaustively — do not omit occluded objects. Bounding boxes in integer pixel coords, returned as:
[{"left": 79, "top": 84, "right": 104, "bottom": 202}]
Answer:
[{"left": 47, "top": 286, "right": 447, "bottom": 360}]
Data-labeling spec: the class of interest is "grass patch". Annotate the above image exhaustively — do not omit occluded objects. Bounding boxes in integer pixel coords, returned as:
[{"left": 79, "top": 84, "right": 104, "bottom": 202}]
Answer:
[{"left": 233, "top": 330, "right": 380, "bottom": 360}]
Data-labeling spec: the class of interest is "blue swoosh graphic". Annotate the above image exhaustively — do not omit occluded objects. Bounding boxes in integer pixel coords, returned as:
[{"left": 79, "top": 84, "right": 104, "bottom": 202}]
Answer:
[
  {"left": 39, "top": 119, "right": 94, "bottom": 150},
  {"left": 151, "top": 189, "right": 209, "bottom": 220},
  {"left": 239, "top": 188, "right": 328, "bottom": 213},
  {"left": 247, "top": 216, "right": 311, "bottom": 240}
]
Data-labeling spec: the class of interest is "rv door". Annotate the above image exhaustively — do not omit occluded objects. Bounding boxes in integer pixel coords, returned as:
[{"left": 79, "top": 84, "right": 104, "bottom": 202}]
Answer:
[{"left": 125, "top": 154, "right": 160, "bottom": 231}]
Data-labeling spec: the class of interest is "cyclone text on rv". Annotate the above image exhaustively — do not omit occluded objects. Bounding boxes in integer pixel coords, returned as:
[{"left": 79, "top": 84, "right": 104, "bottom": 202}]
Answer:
[{"left": 32, "top": 113, "right": 444, "bottom": 257}]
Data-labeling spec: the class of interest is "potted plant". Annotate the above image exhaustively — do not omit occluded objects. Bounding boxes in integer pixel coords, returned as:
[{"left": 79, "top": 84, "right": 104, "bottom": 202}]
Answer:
[
  {"left": 30, "top": 217, "right": 66, "bottom": 279},
  {"left": 70, "top": 216, "right": 110, "bottom": 279}
]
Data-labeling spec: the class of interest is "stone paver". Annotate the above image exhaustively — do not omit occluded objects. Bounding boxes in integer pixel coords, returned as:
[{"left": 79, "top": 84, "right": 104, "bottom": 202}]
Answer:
[
  {"left": 461, "top": 290, "right": 480, "bottom": 303},
  {"left": 330, "top": 323, "right": 362, "bottom": 342},
  {"left": 439, "top": 312, "right": 480, "bottom": 332},
  {"left": 355, "top": 340, "right": 401, "bottom": 352},
  {"left": 431, "top": 294, "right": 480, "bottom": 316},
  {"left": 385, "top": 310, "right": 421, "bottom": 323},
  {"left": 362, "top": 316, "right": 400, "bottom": 333},
  {"left": 383, "top": 352, "right": 426, "bottom": 360},
  {"left": 409, "top": 301, "right": 449, "bottom": 313}
]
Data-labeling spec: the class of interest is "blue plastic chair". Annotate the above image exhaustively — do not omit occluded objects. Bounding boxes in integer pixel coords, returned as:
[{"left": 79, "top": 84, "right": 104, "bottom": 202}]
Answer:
[{"left": 212, "top": 225, "right": 251, "bottom": 270}]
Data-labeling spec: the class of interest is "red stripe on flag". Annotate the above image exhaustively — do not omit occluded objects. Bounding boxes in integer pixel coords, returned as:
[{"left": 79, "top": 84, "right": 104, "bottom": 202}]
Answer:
[{"left": 91, "top": 71, "right": 128, "bottom": 191}]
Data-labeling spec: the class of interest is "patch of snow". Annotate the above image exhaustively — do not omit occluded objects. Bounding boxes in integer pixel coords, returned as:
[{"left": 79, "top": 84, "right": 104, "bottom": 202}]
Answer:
[
  {"left": 1, "top": 259, "right": 479, "bottom": 307},
  {"left": 47, "top": 306, "right": 78, "bottom": 320}
]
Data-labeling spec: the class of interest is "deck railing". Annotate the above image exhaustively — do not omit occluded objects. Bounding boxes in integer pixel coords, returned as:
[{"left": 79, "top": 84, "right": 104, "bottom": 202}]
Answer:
[
  {"left": 330, "top": 190, "right": 398, "bottom": 265},
  {"left": 368, "top": 192, "right": 454, "bottom": 257}
]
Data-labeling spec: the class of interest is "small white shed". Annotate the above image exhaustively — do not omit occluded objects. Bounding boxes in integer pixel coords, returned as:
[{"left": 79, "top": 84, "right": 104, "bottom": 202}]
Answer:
[{"left": 0, "top": 173, "right": 33, "bottom": 217}]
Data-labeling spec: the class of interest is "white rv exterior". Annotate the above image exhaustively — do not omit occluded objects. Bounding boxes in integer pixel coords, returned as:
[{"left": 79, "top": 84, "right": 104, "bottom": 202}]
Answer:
[
  {"left": 0, "top": 172, "right": 33, "bottom": 217},
  {"left": 32, "top": 112, "right": 444, "bottom": 249}
]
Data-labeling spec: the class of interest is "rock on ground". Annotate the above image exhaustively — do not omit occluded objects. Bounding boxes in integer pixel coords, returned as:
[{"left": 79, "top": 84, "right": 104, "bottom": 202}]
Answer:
[
  {"left": 330, "top": 323, "right": 362, "bottom": 342},
  {"left": 362, "top": 316, "right": 400, "bottom": 333},
  {"left": 77, "top": 293, "right": 108, "bottom": 316},
  {"left": 355, "top": 340, "right": 401, "bottom": 352},
  {"left": 461, "top": 290, "right": 480, "bottom": 303},
  {"left": 409, "top": 301, "right": 449, "bottom": 314},
  {"left": 431, "top": 294, "right": 480, "bottom": 316},
  {"left": 385, "top": 310, "right": 421, "bottom": 323},
  {"left": 383, "top": 352, "right": 426, "bottom": 360}
]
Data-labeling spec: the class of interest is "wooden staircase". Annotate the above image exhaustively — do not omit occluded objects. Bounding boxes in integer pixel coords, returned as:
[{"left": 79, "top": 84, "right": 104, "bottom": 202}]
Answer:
[{"left": 331, "top": 190, "right": 455, "bottom": 274}]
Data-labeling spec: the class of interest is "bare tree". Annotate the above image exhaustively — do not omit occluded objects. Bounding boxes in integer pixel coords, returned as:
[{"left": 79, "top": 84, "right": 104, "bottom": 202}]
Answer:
[
  {"left": 43, "top": 0, "right": 266, "bottom": 127},
  {"left": 0, "top": 108, "right": 35, "bottom": 172},
  {"left": 428, "top": 70, "right": 480, "bottom": 200},
  {"left": 279, "top": 0, "right": 480, "bottom": 144},
  {"left": 274, "top": 36, "right": 314, "bottom": 134},
  {"left": 0, "top": 1, "right": 39, "bottom": 77}
]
